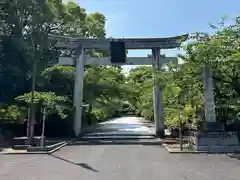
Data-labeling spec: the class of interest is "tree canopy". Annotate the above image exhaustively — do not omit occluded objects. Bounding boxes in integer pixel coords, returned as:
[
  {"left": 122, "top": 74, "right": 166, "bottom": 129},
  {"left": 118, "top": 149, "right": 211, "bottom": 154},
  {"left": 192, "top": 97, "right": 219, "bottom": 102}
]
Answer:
[{"left": 0, "top": 0, "right": 240, "bottom": 137}]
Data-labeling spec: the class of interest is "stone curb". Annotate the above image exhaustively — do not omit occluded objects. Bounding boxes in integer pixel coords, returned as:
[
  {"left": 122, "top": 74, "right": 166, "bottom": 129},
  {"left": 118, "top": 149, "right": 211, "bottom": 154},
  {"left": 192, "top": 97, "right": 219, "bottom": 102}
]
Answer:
[
  {"left": 161, "top": 142, "right": 238, "bottom": 154},
  {"left": 162, "top": 143, "right": 209, "bottom": 154},
  {"left": 0, "top": 150, "right": 48, "bottom": 155},
  {"left": 156, "top": 138, "right": 208, "bottom": 154},
  {"left": 46, "top": 125, "right": 99, "bottom": 154},
  {"left": 157, "top": 137, "right": 240, "bottom": 154},
  {"left": 0, "top": 125, "right": 96, "bottom": 155},
  {"left": 47, "top": 140, "right": 74, "bottom": 154},
  {"left": 0, "top": 141, "right": 70, "bottom": 155}
]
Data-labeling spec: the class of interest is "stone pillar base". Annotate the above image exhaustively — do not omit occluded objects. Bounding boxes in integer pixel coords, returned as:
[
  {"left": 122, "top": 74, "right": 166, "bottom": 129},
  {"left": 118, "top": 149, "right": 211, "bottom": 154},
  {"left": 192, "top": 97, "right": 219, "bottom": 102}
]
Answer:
[
  {"left": 205, "top": 122, "right": 224, "bottom": 132},
  {"left": 155, "top": 129, "right": 165, "bottom": 138},
  {"left": 189, "top": 131, "right": 240, "bottom": 153}
]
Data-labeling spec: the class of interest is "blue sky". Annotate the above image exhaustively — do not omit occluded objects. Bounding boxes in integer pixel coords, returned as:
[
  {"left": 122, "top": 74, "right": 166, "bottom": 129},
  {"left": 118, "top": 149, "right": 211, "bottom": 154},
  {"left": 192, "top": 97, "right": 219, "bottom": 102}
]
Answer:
[{"left": 66, "top": 0, "right": 240, "bottom": 72}]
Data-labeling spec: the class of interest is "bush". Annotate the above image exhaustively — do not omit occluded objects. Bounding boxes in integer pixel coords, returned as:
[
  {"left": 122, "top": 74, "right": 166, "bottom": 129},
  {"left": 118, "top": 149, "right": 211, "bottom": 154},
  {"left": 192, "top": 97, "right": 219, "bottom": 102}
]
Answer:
[{"left": 0, "top": 104, "right": 27, "bottom": 122}]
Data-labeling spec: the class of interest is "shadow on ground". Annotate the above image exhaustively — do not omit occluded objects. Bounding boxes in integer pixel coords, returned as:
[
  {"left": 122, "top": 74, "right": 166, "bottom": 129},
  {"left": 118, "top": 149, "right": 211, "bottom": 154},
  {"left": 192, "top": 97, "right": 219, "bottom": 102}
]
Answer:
[
  {"left": 227, "top": 153, "right": 240, "bottom": 160},
  {"left": 50, "top": 154, "right": 99, "bottom": 172}
]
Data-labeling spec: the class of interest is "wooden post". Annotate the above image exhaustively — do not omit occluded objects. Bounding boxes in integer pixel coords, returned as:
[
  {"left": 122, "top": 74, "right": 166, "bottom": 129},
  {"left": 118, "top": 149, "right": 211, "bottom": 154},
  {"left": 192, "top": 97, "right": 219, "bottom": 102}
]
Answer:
[{"left": 178, "top": 110, "right": 183, "bottom": 151}]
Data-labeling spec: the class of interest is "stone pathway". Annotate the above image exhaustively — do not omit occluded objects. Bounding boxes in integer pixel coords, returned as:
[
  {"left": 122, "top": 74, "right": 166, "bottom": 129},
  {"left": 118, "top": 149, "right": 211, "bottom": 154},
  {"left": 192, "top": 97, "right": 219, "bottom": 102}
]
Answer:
[{"left": 0, "top": 117, "right": 240, "bottom": 180}]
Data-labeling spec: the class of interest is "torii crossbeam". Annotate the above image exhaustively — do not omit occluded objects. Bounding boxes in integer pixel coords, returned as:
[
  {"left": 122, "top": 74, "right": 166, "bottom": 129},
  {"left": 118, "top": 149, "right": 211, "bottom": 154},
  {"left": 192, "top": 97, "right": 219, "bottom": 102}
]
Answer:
[{"left": 49, "top": 34, "right": 189, "bottom": 137}]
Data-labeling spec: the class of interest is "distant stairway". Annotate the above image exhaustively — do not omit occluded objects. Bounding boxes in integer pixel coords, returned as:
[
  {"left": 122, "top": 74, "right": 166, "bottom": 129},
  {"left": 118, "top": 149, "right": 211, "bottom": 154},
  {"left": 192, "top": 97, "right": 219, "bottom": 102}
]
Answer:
[{"left": 74, "top": 131, "right": 161, "bottom": 146}]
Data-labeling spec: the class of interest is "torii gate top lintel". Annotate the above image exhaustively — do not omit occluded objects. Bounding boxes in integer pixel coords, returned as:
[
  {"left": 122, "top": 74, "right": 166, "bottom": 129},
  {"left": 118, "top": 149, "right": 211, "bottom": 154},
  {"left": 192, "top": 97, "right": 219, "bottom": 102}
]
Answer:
[
  {"left": 48, "top": 33, "right": 189, "bottom": 49},
  {"left": 51, "top": 33, "right": 190, "bottom": 136}
]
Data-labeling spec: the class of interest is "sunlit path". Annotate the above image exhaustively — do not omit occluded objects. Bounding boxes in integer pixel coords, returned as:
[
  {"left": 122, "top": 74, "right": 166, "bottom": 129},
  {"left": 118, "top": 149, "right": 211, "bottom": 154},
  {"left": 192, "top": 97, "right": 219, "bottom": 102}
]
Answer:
[
  {"left": 94, "top": 116, "right": 153, "bottom": 134},
  {"left": 80, "top": 116, "right": 154, "bottom": 141}
]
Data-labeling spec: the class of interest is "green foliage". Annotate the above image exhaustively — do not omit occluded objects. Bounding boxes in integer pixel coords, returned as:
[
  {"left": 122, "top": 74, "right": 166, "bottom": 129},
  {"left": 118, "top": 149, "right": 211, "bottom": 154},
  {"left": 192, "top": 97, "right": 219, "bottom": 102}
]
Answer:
[
  {"left": 0, "top": 0, "right": 107, "bottom": 121},
  {"left": 124, "top": 15, "right": 240, "bottom": 129},
  {"left": 1, "top": 0, "right": 240, "bottom": 136},
  {"left": 15, "top": 91, "right": 70, "bottom": 119},
  {"left": 183, "top": 16, "right": 240, "bottom": 123},
  {"left": 41, "top": 65, "right": 75, "bottom": 97},
  {"left": 0, "top": 104, "right": 26, "bottom": 121}
]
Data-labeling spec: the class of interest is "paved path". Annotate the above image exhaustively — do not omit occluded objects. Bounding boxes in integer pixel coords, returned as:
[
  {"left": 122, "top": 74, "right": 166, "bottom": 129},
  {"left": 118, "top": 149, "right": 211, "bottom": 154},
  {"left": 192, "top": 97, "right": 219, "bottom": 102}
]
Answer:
[
  {"left": 1, "top": 117, "right": 240, "bottom": 180},
  {"left": 86, "top": 116, "right": 154, "bottom": 135}
]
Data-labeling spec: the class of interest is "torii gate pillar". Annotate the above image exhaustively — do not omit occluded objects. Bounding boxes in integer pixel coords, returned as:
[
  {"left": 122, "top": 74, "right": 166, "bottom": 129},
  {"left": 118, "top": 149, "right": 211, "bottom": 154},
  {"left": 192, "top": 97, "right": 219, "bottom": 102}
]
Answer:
[
  {"left": 49, "top": 33, "right": 189, "bottom": 137},
  {"left": 152, "top": 48, "right": 165, "bottom": 137},
  {"left": 73, "top": 46, "right": 85, "bottom": 136}
]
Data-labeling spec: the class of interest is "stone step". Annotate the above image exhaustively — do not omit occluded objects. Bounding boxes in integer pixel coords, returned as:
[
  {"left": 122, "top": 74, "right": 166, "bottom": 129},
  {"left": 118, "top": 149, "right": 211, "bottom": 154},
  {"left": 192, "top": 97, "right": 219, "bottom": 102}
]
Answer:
[
  {"left": 195, "top": 145, "right": 240, "bottom": 153},
  {"left": 205, "top": 122, "right": 224, "bottom": 132},
  {"left": 12, "top": 136, "right": 44, "bottom": 146},
  {"left": 189, "top": 132, "right": 240, "bottom": 146},
  {"left": 69, "top": 139, "right": 162, "bottom": 146},
  {"left": 84, "top": 132, "right": 155, "bottom": 136},
  {"left": 79, "top": 135, "right": 155, "bottom": 141},
  {"left": 12, "top": 145, "right": 31, "bottom": 150}
]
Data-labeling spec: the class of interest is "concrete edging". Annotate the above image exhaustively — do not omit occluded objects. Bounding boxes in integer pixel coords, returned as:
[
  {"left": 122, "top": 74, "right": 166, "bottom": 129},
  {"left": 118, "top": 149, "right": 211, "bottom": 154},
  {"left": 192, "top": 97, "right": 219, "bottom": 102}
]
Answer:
[
  {"left": 0, "top": 140, "right": 74, "bottom": 155},
  {"left": 161, "top": 143, "right": 210, "bottom": 154},
  {"left": 0, "top": 150, "right": 48, "bottom": 155},
  {"left": 0, "top": 125, "right": 97, "bottom": 155},
  {"left": 46, "top": 126, "right": 98, "bottom": 154},
  {"left": 47, "top": 139, "right": 76, "bottom": 154},
  {"left": 161, "top": 142, "right": 240, "bottom": 154},
  {"left": 156, "top": 138, "right": 208, "bottom": 154}
]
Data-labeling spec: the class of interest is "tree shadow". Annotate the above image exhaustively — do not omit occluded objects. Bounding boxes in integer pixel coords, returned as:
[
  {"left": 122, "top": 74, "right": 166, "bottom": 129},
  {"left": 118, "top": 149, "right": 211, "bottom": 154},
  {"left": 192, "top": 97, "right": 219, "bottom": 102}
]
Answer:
[{"left": 50, "top": 154, "right": 99, "bottom": 172}]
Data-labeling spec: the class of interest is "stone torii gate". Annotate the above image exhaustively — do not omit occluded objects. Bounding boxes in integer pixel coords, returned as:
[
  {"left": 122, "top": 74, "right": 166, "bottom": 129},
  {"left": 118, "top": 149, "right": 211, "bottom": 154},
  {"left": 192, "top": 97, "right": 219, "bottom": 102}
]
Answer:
[{"left": 49, "top": 34, "right": 217, "bottom": 139}]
